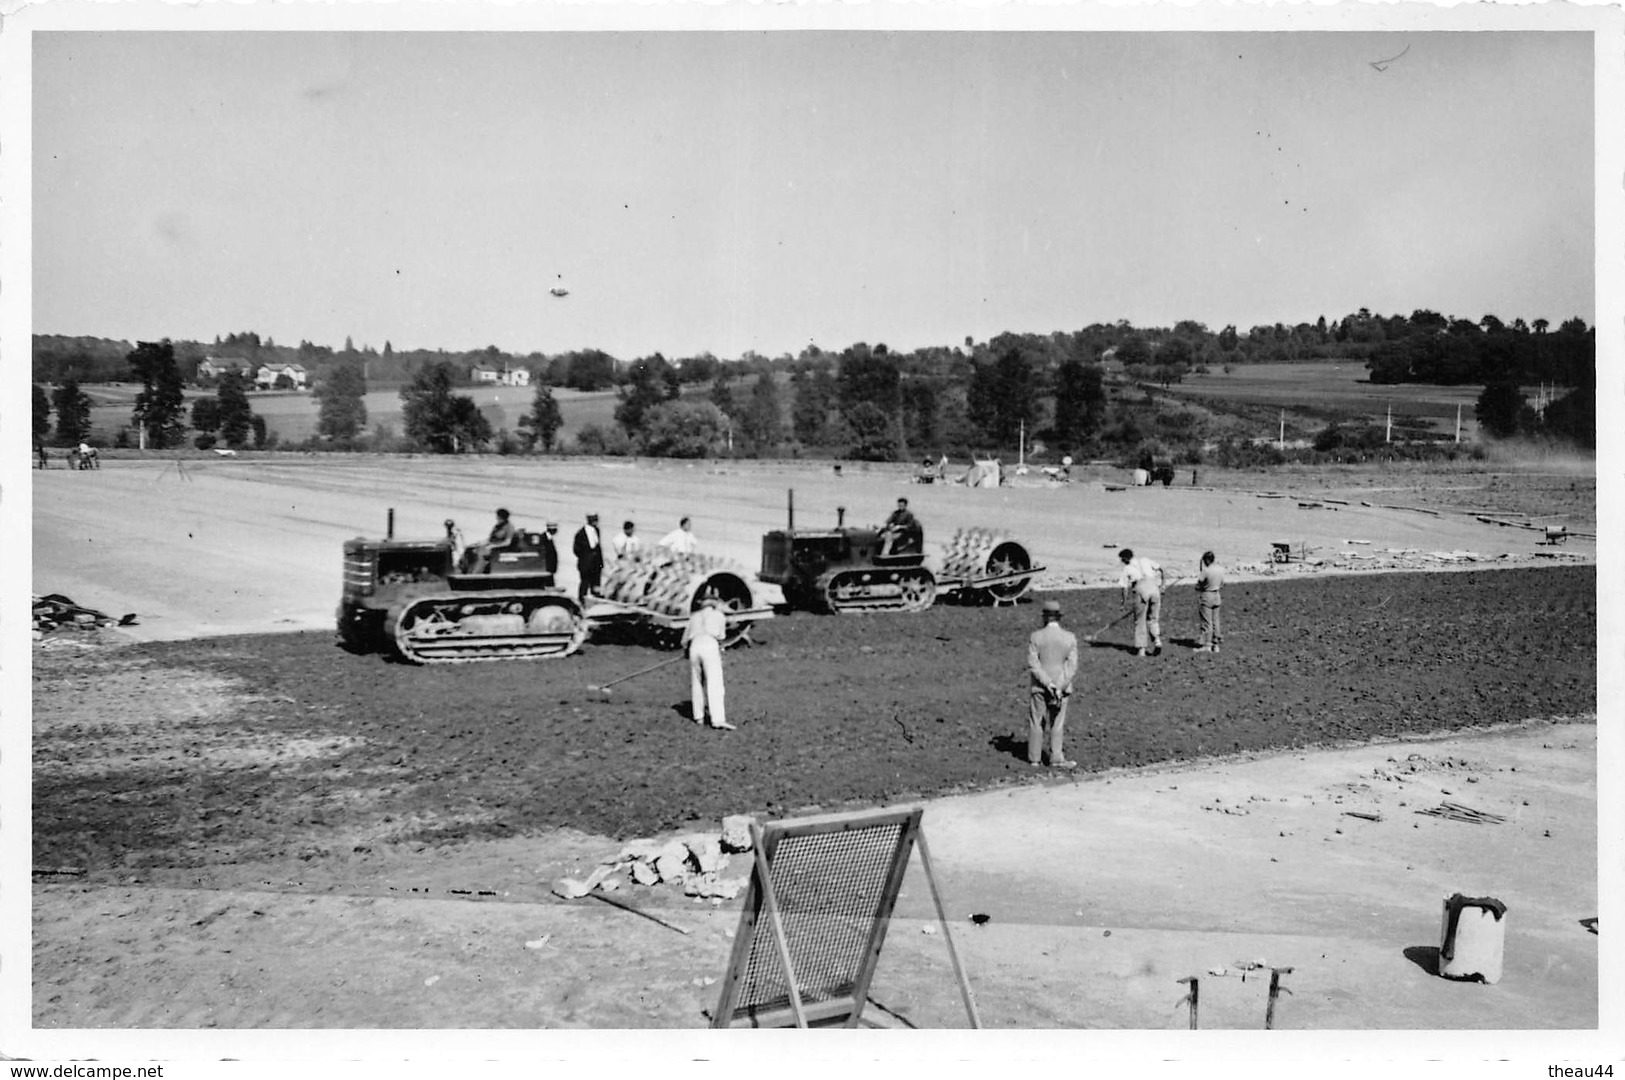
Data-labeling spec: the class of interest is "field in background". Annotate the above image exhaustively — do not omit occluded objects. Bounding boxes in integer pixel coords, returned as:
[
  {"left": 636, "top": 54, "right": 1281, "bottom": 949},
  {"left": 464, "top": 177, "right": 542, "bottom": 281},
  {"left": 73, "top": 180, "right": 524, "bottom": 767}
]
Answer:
[
  {"left": 1166, "top": 361, "right": 1538, "bottom": 438},
  {"left": 83, "top": 383, "right": 620, "bottom": 445}
]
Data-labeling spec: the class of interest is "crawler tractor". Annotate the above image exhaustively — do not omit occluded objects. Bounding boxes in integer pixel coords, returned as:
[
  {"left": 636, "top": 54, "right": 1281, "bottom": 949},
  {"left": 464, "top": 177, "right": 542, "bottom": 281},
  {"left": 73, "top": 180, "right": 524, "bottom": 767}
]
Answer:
[
  {"left": 339, "top": 511, "right": 586, "bottom": 664},
  {"left": 759, "top": 491, "right": 1041, "bottom": 614},
  {"left": 340, "top": 510, "right": 772, "bottom": 663}
]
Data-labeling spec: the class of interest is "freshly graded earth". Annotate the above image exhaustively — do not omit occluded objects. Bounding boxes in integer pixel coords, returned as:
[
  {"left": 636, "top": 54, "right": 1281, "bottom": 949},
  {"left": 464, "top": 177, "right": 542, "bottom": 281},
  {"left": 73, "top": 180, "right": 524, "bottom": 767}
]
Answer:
[
  {"left": 20, "top": 455, "right": 1604, "bottom": 1049},
  {"left": 31, "top": 568, "right": 1595, "bottom": 869}
]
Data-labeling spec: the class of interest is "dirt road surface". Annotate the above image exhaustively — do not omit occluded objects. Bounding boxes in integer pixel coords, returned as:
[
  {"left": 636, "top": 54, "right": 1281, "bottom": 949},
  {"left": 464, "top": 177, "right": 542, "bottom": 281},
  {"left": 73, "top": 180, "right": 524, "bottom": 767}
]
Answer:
[
  {"left": 14, "top": 456, "right": 1611, "bottom": 1069},
  {"left": 30, "top": 456, "right": 1593, "bottom": 640}
]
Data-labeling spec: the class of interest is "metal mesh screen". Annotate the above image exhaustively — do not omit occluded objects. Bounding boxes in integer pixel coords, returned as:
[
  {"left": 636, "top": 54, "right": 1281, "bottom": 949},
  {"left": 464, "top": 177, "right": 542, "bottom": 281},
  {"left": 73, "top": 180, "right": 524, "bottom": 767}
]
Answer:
[{"left": 729, "top": 821, "right": 905, "bottom": 1020}]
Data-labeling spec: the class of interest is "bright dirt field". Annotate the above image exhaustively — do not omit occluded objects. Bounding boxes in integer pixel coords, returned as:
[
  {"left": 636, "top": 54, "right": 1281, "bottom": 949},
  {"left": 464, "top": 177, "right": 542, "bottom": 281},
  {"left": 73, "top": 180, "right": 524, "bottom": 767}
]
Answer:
[{"left": 11, "top": 455, "right": 1613, "bottom": 1067}]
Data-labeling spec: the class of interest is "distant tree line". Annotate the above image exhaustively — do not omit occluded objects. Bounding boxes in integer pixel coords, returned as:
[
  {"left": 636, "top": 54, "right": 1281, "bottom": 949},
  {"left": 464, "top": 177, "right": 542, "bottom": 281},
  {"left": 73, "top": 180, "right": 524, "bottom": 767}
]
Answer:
[{"left": 31, "top": 306, "right": 1594, "bottom": 458}]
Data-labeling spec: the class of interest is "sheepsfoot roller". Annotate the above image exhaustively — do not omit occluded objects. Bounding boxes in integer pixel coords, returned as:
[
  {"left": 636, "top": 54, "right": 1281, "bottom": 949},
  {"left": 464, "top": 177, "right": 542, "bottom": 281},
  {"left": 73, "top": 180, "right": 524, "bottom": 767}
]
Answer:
[
  {"left": 339, "top": 511, "right": 586, "bottom": 664},
  {"left": 587, "top": 552, "right": 772, "bottom": 648},
  {"left": 935, "top": 527, "right": 1041, "bottom": 606},
  {"left": 759, "top": 491, "right": 1042, "bottom": 615}
]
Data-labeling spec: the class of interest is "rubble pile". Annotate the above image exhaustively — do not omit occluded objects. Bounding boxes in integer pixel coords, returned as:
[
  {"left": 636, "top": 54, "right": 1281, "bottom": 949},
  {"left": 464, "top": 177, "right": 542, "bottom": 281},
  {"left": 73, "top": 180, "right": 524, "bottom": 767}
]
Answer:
[
  {"left": 553, "top": 814, "right": 756, "bottom": 903},
  {"left": 1240, "top": 547, "right": 1577, "bottom": 576},
  {"left": 32, "top": 594, "right": 135, "bottom": 638}
]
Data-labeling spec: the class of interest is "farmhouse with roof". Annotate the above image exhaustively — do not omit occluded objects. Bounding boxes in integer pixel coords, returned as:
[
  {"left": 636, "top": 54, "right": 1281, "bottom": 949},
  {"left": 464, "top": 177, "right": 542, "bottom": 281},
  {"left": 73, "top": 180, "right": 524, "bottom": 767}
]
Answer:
[
  {"left": 197, "top": 356, "right": 254, "bottom": 382},
  {"left": 471, "top": 365, "right": 530, "bottom": 387},
  {"left": 255, "top": 363, "right": 308, "bottom": 390}
]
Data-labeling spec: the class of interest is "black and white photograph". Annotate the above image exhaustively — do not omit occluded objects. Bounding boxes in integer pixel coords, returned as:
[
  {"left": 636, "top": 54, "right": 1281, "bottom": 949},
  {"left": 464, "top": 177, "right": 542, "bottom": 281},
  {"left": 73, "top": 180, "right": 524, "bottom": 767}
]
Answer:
[{"left": 3, "top": 2, "right": 1619, "bottom": 1074}]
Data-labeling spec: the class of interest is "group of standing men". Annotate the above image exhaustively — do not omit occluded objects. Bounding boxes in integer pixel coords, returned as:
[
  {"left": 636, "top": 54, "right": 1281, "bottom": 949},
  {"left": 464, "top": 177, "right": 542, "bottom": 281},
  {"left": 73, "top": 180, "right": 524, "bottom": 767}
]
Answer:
[
  {"left": 463, "top": 507, "right": 731, "bottom": 734},
  {"left": 463, "top": 508, "right": 702, "bottom": 603},
  {"left": 1025, "top": 548, "right": 1226, "bottom": 769}
]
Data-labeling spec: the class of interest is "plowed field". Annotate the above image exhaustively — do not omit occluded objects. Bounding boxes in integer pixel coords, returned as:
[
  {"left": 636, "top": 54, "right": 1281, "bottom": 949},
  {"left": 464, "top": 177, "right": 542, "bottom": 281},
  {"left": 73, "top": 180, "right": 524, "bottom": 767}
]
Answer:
[{"left": 33, "top": 565, "right": 1596, "bottom": 874}]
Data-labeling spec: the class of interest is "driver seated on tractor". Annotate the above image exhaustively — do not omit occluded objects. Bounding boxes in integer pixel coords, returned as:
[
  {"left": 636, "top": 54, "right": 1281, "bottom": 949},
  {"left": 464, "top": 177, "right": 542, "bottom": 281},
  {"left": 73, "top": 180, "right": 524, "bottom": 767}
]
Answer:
[
  {"left": 879, "top": 497, "right": 923, "bottom": 558},
  {"left": 463, "top": 508, "right": 519, "bottom": 574}
]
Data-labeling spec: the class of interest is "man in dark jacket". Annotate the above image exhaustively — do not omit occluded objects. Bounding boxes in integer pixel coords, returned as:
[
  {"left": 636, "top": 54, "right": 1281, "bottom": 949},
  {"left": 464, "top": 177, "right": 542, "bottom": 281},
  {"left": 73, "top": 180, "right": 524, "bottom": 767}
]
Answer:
[
  {"left": 539, "top": 520, "right": 561, "bottom": 581},
  {"left": 879, "top": 497, "right": 922, "bottom": 557},
  {"left": 573, "top": 513, "right": 604, "bottom": 605}
]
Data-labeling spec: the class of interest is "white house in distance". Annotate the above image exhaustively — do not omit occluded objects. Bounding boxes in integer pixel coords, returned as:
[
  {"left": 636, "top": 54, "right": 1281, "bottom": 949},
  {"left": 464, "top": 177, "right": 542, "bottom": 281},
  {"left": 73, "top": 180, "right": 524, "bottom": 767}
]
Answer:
[
  {"left": 255, "top": 363, "right": 308, "bottom": 390},
  {"left": 471, "top": 365, "right": 530, "bottom": 387},
  {"left": 196, "top": 356, "right": 254, "bottom": 382}
]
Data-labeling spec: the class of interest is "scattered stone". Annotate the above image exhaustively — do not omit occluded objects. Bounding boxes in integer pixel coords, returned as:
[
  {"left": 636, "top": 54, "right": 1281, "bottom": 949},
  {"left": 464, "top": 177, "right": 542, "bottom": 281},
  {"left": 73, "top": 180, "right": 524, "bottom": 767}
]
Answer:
[
  {"left": 630, "top": 861, "right": 660, "bottom": 886},
  {"left": 525, "top": 936, "right": 551, "bottom": 950},
  {"left": 686, "top": 835, "right": 727, "bottom": 874},
  {"left": 551, "top": 877, "right": 592, "bottom": 900},
  {"left": 618, "top": 839, "right": 666, "bottom": 863},
  {"left": 721, "top": 815, "right": 755, "bottom": 852},
  {"left": 654, "top": 853, "right": 690, "bottom": 884},
  {"left": 683, "top": 873, "right": 746, "bottom": 900}
]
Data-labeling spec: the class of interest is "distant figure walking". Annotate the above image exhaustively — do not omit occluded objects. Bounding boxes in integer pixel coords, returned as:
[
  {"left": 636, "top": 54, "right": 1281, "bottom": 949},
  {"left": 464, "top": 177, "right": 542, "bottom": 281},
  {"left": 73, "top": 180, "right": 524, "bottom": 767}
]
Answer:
[
  {"left": 1026, "top": 600, "right": 1079, "bottom": 769},
  {"left": 1193, "top": 550, "right": 1225, "bottom": 653},
  {"left": 683, "top": 595, "right": 733, "bottom": 730},
  {"left": 1118, "top": 548, "right": 1166, "bottom": 657}
]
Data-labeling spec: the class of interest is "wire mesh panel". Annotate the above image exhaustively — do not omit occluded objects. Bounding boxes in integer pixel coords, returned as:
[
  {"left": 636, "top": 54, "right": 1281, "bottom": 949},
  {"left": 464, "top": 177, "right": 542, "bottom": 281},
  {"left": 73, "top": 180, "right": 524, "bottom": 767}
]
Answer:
[{"left": 714, "top": 807, "right": 922, "bottom": 1028}]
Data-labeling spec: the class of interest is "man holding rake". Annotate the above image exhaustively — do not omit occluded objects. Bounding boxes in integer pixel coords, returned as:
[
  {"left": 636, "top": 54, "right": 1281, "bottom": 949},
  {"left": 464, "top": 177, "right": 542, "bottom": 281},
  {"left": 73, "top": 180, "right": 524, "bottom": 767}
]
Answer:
[{"left": 1118, "top": 548, "right": 1166, "bottom": 657}]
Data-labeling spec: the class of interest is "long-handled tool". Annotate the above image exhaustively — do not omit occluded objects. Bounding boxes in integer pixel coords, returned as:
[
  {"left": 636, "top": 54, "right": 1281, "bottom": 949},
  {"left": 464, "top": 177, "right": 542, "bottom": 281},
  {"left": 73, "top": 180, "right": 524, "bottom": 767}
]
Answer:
[
  {"left": 588, "top": 654, "right": 687, "bottom": 699},
  {"left": 1084, "top": 609, "right": 1135, "bottom": 643},
  {"left": 1086, "top": 574, "right": 1191, "bottom": 645}
]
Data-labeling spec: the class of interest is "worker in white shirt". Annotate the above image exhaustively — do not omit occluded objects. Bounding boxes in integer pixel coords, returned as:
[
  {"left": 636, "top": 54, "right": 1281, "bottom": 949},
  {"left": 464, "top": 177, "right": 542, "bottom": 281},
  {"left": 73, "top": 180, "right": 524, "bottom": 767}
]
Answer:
[
  {"left": 659, "top": 516, "right": 698, "bottom": 557},
  {"left": 681, "top": 595, "right": 733, "bottom": 730},
  {"left": 611, "top": 520, "right": 643, "bottom": 560},
  {"left": 1118, "top": 548, "right": 1166, "bottom": 657}
]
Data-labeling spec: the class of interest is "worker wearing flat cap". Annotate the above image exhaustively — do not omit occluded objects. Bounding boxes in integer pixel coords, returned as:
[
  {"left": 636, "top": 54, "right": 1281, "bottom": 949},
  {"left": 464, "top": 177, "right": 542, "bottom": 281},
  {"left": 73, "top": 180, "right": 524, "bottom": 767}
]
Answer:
[
  {"left": 573, "top": 513, "right": 604, "bottom": 605},
  {"left": 1026, "top": 600, "right": 1079, "bottom": 768}
]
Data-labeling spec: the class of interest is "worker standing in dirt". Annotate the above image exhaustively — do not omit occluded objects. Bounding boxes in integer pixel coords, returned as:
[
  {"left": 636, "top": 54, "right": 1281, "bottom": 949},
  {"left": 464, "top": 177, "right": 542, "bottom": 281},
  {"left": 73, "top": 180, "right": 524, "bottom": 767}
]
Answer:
[
  {"left": 682, "top": 595, "right": 733, "bottom": 730},
  {"left": 1118, "top": 548, "right": 1166, "bottom": 657},
  {"left": 1192, "top": 550, "right": 1225, "bottom": 653},
  {"left": 1026, "top": 600, "right": 1078, "bottom": 768},
  {"left": 573, "top": 513, "right": 604, "bottom": 604}
]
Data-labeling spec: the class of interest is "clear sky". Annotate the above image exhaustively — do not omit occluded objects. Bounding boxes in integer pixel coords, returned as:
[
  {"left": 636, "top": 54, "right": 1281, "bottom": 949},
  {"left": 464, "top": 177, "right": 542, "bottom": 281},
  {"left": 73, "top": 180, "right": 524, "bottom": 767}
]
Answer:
[{"left": 31, "top": 29, "right": 1596, "bottom": 360}]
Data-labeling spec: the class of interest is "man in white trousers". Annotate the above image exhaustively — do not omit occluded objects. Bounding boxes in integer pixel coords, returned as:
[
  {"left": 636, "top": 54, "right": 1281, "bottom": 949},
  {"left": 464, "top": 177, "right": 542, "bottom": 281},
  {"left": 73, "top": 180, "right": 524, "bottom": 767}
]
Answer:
[
  {"left": 1118, "top": 547, "right": 1166, "bottom": 657},
  {"left": 682, "top": 595, "right": 733, "bottom": 730}
]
